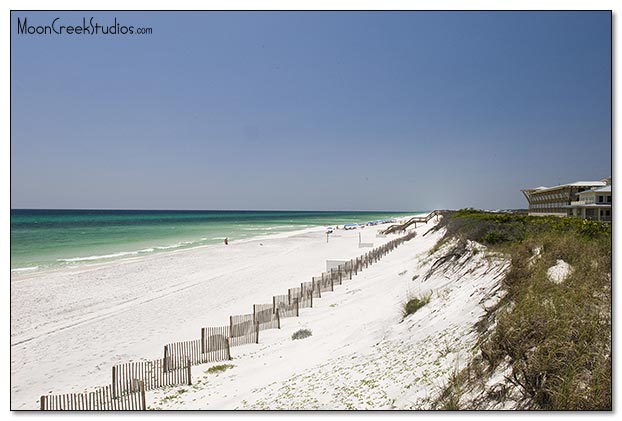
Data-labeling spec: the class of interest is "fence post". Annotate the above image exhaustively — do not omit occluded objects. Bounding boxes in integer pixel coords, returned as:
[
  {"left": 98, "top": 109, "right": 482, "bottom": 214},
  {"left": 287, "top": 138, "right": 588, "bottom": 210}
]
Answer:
[
  {"left": 187, "top": 358, "right": 192, "bottom": 386},
  {"left": 255, "top": 321, "right": 260, "bottom": 344},
  {"left": 230, "top": 316, "right": 234, "bottom": 337},
  {"left": 201, "top": 328, "right": 205, "bottom": 353},
  {"left": 276, "top": 308, "right": 281, "bottom": 329},
  {"left": 331, "top": 275, "right": 334, "bottom": 291},
  {"left": 226, "top": 337, "right": 232, "bottom": 360},
  {"left": 112, "top": 365, "right": 118, "bottom": 398},
  {"left": 40, "top": 395, "right": 46, "bottom": 411},
  {"left": 253, "top": 304, "right": 256, "bottom": 324},
  {"left": 296, "top": 299, "right": 299, "bottom": 317},
  {"left": 273, "top": 296, "right": 276, "bottom": 313},
  {"left": 163, "top": 345, "right": 169, "bottom": 373},
  {"left": 140, "top": 381, "right": 146, "bottom": 411}
]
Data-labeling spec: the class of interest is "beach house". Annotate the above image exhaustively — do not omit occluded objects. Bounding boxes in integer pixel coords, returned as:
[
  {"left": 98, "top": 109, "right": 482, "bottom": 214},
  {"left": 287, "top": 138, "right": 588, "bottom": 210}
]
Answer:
[
  {"left": 567, "top": 185, "right": 612, "bottom": 222},
  {"left": 521, "top": 177, "right": 611, "bottom": 220}
]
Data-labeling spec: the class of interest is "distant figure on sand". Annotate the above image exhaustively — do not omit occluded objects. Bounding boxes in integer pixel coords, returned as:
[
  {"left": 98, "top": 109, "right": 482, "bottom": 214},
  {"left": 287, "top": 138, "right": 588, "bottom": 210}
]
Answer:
[{"left": 224, "top": 237, "right": 228, "bottom": 245}]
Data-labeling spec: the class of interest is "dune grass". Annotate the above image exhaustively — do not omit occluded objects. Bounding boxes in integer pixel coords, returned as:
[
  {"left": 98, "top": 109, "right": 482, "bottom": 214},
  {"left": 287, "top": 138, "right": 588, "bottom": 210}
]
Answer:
[
  {"left": 433, "top": 210, "right": 611, "bottom": 410},
  {"left": 292, "top": 329, "right": 313, "bottom": 340},
  {"left": 403, "top": 294, "right": 431, "bottom": 318},
  {"left": 205, "top": 364, "right": 234, "bottom": 374}
]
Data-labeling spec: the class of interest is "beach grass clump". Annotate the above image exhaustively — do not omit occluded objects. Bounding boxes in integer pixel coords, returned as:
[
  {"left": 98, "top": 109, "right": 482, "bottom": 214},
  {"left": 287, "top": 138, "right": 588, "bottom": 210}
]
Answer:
[
  {"left": 205, "top": 364, "right": 234, "bottom": 374},
  {"left": 435, "top": 369, "right": 465, "bottom": 410},
  {"left": 403, "top": 293, "right": 431, "bottom": 317},
  {"left": 435, "top": 209, "right": 611, "bottom": 410},
  {"left": 292, "top": 329, "right": 312, "bottom": 340},
  {"left": 398, "top": 270, "right": 408, "bottom": 276}
]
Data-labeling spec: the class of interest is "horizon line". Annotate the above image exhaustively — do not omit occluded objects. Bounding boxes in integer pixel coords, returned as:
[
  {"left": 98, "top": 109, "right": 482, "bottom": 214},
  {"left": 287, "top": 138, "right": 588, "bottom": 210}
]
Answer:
[{"left": 10, "top": 207, "right": 428, "bottom": 213}]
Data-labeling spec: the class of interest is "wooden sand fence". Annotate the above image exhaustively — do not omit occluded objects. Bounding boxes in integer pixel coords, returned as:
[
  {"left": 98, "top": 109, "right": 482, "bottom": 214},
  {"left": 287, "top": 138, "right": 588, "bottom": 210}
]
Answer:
[
  {"left": 254, "top": 303, "right": 280, "bottom": 330},
  {"left": 273, "top": 294, "right": 299, "bottom": 318},
  {"left": 288, "top": 286, "right": 308, "bottom": 308},
  {"left": 113, "top": 356, "right": 191, "bottom": 396},
  {"left": 229, "top": 314, "right": 259, "bottom": 346},
  {"left": 40, "top": 225, "right": 422, "bottom": 410},
  {"left": 40, "top": 381, "right": 146, "bottom": 411},
  {"left": 201, "top": 326, "right": 232, "bottom": 357}
]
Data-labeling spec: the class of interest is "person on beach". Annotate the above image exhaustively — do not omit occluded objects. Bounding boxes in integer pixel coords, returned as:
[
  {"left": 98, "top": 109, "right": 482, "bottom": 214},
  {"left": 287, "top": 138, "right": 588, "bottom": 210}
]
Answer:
[{"left": 224, "top": 237, "right": 228, "bottom": 245}]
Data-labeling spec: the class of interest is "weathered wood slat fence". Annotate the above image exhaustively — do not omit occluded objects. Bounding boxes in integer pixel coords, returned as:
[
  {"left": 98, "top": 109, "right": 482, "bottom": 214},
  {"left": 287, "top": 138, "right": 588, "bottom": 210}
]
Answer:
[
  {"left": 114, "top": 357, "right": 190, "bottom": 395},
  {"left": 40, "top": 381, "right": 146, "bottom": 411},
  {"left": 230, "top": 314, "right": 258, "bottom": 346},
  {"left": 273, "top": 294, "right": 298, "bottom": 318},
  {"left": 201, "top": 326, "right": 232, "bottom": 358},
  {"left": 40, "top": 221, "right": 425, "bottom": 410},
  {"left": 254, "top": 304, "right": 280, "bottom": 330}
]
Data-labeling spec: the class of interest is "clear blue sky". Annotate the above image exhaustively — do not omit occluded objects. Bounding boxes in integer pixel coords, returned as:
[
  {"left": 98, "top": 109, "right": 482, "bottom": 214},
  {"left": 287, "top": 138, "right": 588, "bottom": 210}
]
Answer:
[{"left": 11, "top": 11, "right": 611, "bottom": 211}]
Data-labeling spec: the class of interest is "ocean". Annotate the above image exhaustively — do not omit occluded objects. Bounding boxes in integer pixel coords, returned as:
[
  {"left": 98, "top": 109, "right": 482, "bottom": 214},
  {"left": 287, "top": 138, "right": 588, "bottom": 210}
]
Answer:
[{"left": 10, "top": 209, "right": 420, "bottom": 273}]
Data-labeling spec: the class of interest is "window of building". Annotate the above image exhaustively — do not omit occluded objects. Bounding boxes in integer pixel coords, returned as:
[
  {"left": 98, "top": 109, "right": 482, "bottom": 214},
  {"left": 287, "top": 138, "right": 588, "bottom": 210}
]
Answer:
[{"left": 598, "top": 195, "right": 604, "bottom": 203}]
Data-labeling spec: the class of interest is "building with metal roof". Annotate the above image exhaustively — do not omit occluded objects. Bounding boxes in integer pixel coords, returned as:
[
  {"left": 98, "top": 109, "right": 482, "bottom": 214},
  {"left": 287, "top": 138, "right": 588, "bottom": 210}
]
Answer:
[
  {"left": 567, "top": 184, "right": 612, "bottom": 222},
  {"left": 521, "top": 177, "right": 611, "bottom": 219}
]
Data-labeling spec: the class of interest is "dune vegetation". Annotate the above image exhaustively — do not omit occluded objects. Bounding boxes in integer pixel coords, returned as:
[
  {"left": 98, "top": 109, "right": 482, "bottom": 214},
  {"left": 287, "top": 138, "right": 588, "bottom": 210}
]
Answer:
[{"left": 430, "top": 209, "right": 611, "bottom": 410}]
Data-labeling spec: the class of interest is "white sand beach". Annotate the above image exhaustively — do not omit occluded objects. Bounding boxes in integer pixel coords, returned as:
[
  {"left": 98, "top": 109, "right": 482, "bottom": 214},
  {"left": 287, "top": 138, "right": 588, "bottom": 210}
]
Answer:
[{"left": 11, "top": 214, "right": 509, "bottom": 410}]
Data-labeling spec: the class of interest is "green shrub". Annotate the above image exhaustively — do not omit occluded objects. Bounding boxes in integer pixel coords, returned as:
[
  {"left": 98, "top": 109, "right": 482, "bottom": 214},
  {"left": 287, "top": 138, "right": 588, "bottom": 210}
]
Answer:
[
  {"left": 205, "top": 364, "right": 234, "bottom": 374},
  {"left": 434, "top": 209, "right": 610, "bottom": 247},
  {"left": 482, "top": 230, "right": 509, "bottom": 244},
  {"left": 292, "top": 329, "right": 312, "bottom": 340},
  {"left": 403, "top": 293, "right": 431, "bottom": 317}
]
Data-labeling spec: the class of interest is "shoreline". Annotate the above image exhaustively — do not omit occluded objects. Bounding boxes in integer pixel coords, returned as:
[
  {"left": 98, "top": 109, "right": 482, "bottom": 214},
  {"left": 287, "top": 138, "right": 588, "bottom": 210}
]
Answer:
[{"left": 11, "top": 212, "right": 423, "bottom": 276}]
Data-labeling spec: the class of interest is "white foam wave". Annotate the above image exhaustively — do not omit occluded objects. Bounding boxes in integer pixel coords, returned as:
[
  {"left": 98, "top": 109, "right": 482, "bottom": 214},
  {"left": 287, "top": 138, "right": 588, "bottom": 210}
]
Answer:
[
  {"left": 155, "top": 244, "right": 183, "bottom": 250},
  {"left": 57, "top": 251, "right": 141, "bottom": 262},
  {"left": 57, "top": 246, "right": 161, "bottom": 263},
  {"left": 155, "top": 240, "right": 194, "bottom": 250},
  {"left": 11, "top": 266, "right": 39, "bottom": 273},
  {"left": 242, "top": 225, "right": 298, "bottom": 231}
]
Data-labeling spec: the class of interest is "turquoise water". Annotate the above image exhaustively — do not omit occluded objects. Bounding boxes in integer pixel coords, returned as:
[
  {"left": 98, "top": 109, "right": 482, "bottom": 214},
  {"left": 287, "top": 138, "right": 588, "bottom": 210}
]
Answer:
[{"left": 10, "top": 209, "right": 420, "bottom": 272}]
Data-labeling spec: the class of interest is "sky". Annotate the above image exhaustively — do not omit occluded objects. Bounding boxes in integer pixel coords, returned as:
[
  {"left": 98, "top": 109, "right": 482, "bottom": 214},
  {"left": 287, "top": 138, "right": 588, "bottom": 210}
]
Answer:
[{"left": 10, "top": 11, "right": 611, "bottom": 211}]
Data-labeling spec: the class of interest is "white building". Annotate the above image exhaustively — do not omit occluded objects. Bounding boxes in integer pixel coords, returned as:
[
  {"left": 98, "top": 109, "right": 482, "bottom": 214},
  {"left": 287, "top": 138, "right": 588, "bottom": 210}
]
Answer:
[
  {"left": 567, "top": 185, "right": 612, "bottom": 222},
  {"left": 521, "top": 177, "right": 611, "bottom": 221}
]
